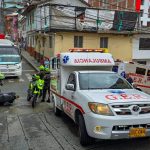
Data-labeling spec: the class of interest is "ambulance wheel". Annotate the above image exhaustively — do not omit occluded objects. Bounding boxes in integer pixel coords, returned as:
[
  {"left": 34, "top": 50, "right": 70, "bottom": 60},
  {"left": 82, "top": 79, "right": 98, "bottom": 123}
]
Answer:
[
  {"left": 52, "top": 97, "right": 61, "bottom": 116},
  {"left": 54, "top": 106, "right": 61, "bottom": 116},
  {"left": 78, "top": 115, "right": 94, "bottom": 146}
]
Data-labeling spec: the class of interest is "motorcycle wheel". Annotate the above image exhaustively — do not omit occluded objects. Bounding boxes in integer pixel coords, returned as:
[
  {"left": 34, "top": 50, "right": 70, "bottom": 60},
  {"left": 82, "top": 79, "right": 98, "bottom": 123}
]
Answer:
[
  {"left": 27, "top": 90, "right": 32, "bottom": 101},
  {"left": 32, "top": 95, "right": 37, "bottom": 108},
  {"left": 27, "top": 94, "right": 31, "bottom": 101}
]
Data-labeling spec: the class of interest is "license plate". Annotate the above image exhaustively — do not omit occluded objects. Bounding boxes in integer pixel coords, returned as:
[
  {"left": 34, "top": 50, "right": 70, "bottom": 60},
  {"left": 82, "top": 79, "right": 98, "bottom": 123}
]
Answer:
[{"left": 129, "top": 128, "right": 146, "bottom": 138}]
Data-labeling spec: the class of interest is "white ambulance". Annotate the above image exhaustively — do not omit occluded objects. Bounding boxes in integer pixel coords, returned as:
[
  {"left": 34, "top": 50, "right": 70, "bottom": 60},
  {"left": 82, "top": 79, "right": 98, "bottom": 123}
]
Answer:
[
  {"left": 113, "top": 61, "right": 150, "bottom": 94},
  {"left": 50, "top": 49, "right": 150, "bottom": 146}
]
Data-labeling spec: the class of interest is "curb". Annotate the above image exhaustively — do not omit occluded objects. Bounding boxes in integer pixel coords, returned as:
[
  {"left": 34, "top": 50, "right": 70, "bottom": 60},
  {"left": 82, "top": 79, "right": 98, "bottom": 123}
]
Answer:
[{"left": 21, "top": 52, "right": 39, "bottom": 72}]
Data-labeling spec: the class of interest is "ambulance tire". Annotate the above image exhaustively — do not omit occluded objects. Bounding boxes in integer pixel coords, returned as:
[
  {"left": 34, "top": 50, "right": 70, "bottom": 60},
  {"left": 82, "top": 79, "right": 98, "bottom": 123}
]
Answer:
[
  {"left": 54, "top": 106, "right": 61, "bottom": 116},
  {"left": 78, "top": 115, "right": 94, "bottom": 146},
  {"left": 52, "top": 95, "right": 61, "bottom": 116}
]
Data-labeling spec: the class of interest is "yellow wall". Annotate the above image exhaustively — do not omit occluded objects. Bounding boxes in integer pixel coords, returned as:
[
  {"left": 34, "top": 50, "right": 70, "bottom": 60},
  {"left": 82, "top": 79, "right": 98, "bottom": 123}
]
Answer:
[
  {"left": 53, "top": 32, "right": 132, "bottom": 61},
  {"left": 34, "top": 32, "right": 132, "bottom": 61},
  {"left": 109, "top": 35, "right": 132, "bottom": 61},
  {"left": 34, "top": 35, "right": 53, "bottom": 59}
]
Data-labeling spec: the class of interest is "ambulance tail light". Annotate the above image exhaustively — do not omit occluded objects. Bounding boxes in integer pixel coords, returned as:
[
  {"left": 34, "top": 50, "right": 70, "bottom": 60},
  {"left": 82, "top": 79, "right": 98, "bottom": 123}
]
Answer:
[
  {"left": 88, "top": 102, "right": 114, "bottom": 116},
  {"left": 69, "top": 48, "right": 108, "bottom": 53}
]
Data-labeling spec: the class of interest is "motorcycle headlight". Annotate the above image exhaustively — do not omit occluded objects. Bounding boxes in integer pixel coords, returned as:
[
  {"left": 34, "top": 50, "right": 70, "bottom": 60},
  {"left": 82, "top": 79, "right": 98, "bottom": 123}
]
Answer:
[{"left": 88, "top": 102, "right": 114, "bottom": 116}]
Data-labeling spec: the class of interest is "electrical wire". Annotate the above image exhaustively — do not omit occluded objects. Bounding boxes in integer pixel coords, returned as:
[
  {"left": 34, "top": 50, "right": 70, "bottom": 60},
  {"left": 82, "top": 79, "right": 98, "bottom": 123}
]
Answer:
[
  {"left": 27, "top": 16, "right": 150, "bottom": 33},
  {"left": 33, "top": 7, "right": 139, "bottom": 24},
  {"left": 24, "top": 5, "right": 150, "bottom": 33}
]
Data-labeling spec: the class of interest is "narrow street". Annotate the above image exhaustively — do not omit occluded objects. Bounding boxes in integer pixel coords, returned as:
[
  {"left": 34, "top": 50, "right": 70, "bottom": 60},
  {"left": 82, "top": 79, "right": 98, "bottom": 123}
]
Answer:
[
  {"left": 0, "top": 0, "right": 150, "bottom": 149},
  {"left": 0, "top": 58, "right": 149, "bottom": 150}
]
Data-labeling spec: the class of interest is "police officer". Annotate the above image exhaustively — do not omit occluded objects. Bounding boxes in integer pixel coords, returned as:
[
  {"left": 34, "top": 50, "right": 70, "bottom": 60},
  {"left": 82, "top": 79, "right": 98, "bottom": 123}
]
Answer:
[
  {"left": 41, "top": 67, "right": 51, "bottom": 102},
  {"left": 38, "top": 65, "right": 45, "bottom": 79}
]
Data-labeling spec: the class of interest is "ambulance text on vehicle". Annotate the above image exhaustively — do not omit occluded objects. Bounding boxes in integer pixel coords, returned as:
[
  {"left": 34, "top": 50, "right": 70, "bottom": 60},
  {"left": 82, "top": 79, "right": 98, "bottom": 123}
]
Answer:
[{"left": 50, "top": 48, "right": 150, "bottom": 146}]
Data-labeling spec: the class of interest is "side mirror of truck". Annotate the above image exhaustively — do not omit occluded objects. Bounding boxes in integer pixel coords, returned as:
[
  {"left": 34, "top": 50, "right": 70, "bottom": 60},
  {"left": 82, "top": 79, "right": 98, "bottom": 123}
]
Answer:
[{"left": 66, "top": 84, "right": 75, "bottom": 91}]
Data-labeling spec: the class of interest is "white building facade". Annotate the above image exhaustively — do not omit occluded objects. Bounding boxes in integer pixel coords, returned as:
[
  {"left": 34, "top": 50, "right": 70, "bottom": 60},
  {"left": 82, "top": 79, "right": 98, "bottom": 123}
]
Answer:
[
  {"left": 140, "top": 0, "right": 150, "bottom": 26},
  {"left": 132, "top": 34, "right": 150, "bottom": 66}
]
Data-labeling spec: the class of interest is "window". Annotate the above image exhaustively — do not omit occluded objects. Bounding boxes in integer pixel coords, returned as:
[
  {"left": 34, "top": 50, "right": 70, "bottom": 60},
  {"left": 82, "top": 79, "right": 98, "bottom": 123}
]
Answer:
[
  {"left": 49, "top": 36, "right": 53, "bottom": 48},
  {"left": 45, "top": 17, "right": 47, "bottom": 25},
  {"left": 32, "top": 12, "right": 34, "bottom": 24},
  {"left": 0, "top": 47, "right": 19, "bottom": 55},
  {"left": 52, "top": 58, "right": 57, "bottom": 70},
  {"left": 67, "top": 74, "right": 76, "bottom": 85},
  {"left": 100, "top": 37, "right": 108, "bottom": 48},
  {"left": 135, "top": 67, "right": 146, "bottom": 75},
  {"left": 139, "top": 38, "right": 150, "bottom": 50},
  {"left": 57, "top": 58, "right": 60, "bottom": 69},
  {"left": 137, "top": 61, "right": 146, "bottom": 65},
  {"left": 30, "top": 15, "right": 32, "bottom": 25},
  {"left": 74, "top": 36, "right": 83, "bottom": 48},
  {"left": 27, "top": 16, "right": 30, "bottom": 26},
  {"left": 140, "top": 10, "right": 143, "bottom": 17},
  {"left": 79, "top": 73, "right": 132, "bottom": 90},
  {"left": 141, "top": 0, "right": 144, "bottom": 5},
  {"left": 147, "top": 70, "right": 150, "bottom": 76}
]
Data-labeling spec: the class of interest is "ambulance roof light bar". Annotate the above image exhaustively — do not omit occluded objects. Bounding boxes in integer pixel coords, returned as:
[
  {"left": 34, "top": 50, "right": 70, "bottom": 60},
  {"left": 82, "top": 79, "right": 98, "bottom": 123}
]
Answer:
[{"left": 69, "top": 48, "right": 108, "bottom": 53}]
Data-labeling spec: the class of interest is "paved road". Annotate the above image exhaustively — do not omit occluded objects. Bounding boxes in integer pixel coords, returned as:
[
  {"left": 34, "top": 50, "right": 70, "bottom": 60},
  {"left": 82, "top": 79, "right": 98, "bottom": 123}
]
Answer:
[{"left": 0, "top": 58, "right": 150, "bottom": 150}]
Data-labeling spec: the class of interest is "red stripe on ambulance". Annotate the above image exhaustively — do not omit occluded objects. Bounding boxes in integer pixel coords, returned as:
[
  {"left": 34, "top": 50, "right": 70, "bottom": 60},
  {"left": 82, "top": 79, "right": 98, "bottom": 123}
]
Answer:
[
  {"left": 51, "top": 90, "right": 85, "bottom": 114},
  {"left": 136, "top": 84, "right": 150, "bottom": 89}
]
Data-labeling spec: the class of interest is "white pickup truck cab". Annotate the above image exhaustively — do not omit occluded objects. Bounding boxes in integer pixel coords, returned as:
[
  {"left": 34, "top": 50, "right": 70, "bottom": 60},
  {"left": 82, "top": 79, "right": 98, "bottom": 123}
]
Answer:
[{"left": 50, "top": 50, "right": 150, "bottom": 146}]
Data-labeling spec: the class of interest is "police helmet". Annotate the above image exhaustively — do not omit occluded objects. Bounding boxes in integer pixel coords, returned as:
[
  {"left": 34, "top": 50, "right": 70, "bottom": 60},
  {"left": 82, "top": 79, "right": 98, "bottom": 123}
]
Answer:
[
  {"left": 44, "top": 67, "right": 50, "bottom": 72},
  {"left": 39, "top": 65, "right": 45, "bottom": 71}
]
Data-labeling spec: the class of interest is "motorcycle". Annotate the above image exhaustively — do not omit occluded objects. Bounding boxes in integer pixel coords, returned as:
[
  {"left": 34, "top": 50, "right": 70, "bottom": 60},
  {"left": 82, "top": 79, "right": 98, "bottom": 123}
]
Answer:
[
  {"left": 0, "top": 73, "right": 19, "bottom": 106},
  {"left": 27, "top": 74, "right": 44, "bottom": 108},
  {"left": 27, "top": 80, "right": 36, "bottom": 102},
  {"left": 0, "top": 92, "right": 18, "bottom": 106}
]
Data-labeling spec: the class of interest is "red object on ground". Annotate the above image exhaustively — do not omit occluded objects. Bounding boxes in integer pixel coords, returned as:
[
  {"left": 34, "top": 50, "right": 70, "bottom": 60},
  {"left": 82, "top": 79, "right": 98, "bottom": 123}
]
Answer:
[
  {"left": 136, "top": 0, "right": 141, "bottom": 12},
  {"left": 0, "top": 34, "right": 5, "bottom": 39}
]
